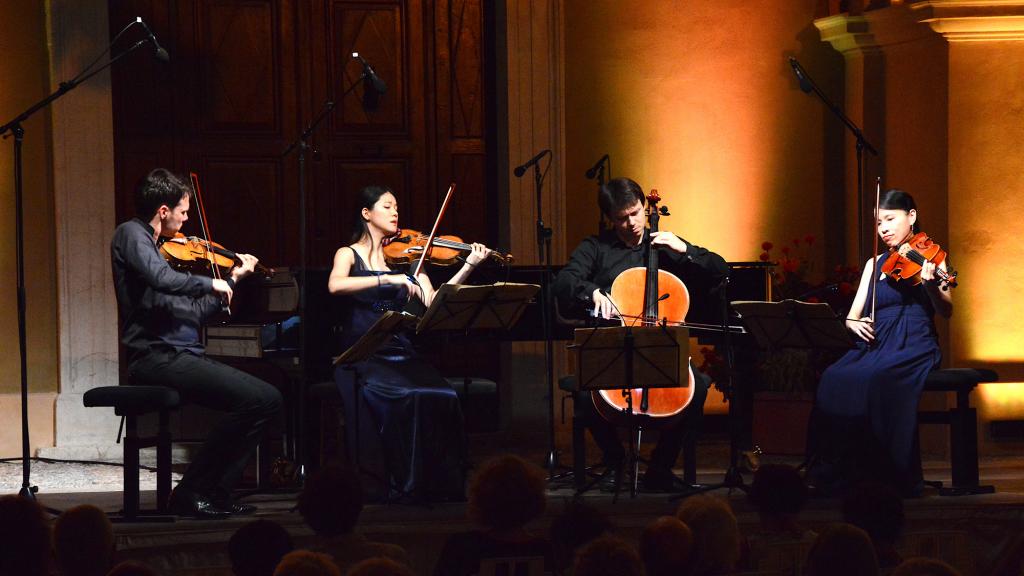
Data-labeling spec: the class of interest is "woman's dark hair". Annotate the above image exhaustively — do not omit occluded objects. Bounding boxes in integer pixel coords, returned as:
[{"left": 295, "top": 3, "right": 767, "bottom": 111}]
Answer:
[
  {"left": 350, "top": 185, "right": 395, "bottom": 244},
  {"left": 134, "top": 168, "right": 190, "bottom": 219},
  {"left": 879, "top": 188, "right": 919, "bottom": 233},
  {"left": 748, "top": 464, "right": 808, "bottom": 517},
  {"left": 297, "top": 465, "right": 364, "bottom": 536},
  {"left": 467, "top": 454, "right": 547, "bottom": 530},
  {"left": 598, "top": 177, "right": 645, "bottom": 218}
]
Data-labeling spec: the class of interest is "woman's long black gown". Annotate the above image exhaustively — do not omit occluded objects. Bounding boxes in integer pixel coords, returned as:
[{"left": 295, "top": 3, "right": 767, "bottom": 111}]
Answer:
[
  {"left": 333, "top": 247, "right": 465, "bottom": 501},
  {"left": 810, "top": 263, "right": 941, "bottom": 494}
]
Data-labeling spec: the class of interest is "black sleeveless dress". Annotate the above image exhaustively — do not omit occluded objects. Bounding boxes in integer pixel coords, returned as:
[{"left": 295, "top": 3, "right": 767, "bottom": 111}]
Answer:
[{"left": 333, "top": 247, "right": 466, "bottom": 500}]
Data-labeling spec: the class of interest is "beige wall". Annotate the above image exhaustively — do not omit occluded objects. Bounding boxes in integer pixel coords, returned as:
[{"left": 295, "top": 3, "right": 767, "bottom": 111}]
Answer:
[
  {"left": 0, "top": 3, "right": 58, "bottom": 457},
  {"left": 562, "top": 0, "right": 846, "bottom": 268}
]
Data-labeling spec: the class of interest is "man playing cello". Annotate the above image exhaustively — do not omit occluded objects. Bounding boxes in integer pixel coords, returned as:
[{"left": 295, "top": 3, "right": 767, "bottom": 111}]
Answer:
[{"left": 553, "top": 177, "right": 728, "bottom": 490}]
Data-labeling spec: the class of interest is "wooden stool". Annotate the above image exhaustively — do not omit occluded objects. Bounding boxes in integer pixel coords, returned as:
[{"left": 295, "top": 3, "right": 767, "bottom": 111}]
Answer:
[
  {"left": 919, "top": 368, "right": 998, "bottom": 496},
  {"left": 83, "top": 385, "right": 179, "bottom": 521}
]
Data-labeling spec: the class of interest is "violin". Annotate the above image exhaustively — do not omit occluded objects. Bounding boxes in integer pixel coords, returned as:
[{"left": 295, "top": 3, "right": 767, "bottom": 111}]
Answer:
[
  {"left": 160, "top": 233, "right": 274, "bottom": 278},
  {"left": 383, "top": 228, "right": 513, "bottom": 266},
  {"left": 880, "top": 231, "right": 957, "bottom": 289}
]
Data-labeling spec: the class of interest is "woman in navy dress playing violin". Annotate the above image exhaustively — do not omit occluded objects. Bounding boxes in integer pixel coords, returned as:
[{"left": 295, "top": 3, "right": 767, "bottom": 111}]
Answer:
[
  {"left": 328, "top": 185, "right": 490, "bottom": 501},
  {"left": 809, "top": 189, "right": 954, "bottom": 496}
]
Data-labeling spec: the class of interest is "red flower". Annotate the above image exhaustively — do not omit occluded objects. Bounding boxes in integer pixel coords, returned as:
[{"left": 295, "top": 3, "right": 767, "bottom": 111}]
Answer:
[
  {"left": 759, "top": 252, "right": 770, "bottom": 262},
  {"left": 807, "top": 296, "right": 820, "bottom": 303},
  {"left": 781, "top": 246, "right": 790, "bottom": 254},
  {"left": 838, "top": 281, "right": 854, "bottom": 296},
  {"left": 792, "top": 238, "right": 801, "bottom": 246},
  {"left": 804, "top": 234, "right": 816, "bottom": 245},
  {"left": 782, "top": 259, "right": 800, "bottom": 273},
  {"left": 761, "top": 241, "right": 773, "bottom": 251}
]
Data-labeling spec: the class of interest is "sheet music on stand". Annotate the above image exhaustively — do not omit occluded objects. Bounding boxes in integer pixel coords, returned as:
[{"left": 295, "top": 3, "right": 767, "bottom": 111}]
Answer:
[
  {"left": 415, "top": 282, "right": 540, "bottom": 334},
  {"left": 570, "top": 325, "right": 688, "bottom": 392},
  {"left": 731, "top": 299, "right": 855, "bottom": 351},
  {"left": 332, "top": 310, "right": 418, "bottom": 365}
]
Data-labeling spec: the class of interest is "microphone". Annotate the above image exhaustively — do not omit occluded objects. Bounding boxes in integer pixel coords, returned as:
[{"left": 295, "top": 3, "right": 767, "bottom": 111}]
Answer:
[
  {"left": 788, "top": 57, "right": 812, "bottom": 93},
  {"left": 137, "top": 17, "right": 170, "bottom": 62},
  {"left": 352, "top": 52, "right": 387, "bottom": 94},
  {"left": 513, "top": 149, "right": 551, "bottom": 177},
  {"left": 584, "top": 154, "right": 609, "bottom": 180}
]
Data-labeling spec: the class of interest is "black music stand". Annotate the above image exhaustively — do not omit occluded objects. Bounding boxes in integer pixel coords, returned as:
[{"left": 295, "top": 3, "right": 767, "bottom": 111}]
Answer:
[
  {"left": 731, "top": 300, "right": 854, "bottom": 352},
  {"left": 333, "top": 310, "right": 418, "bottom": 501},
  {"left": 415, "top": 282, "right": 539, "bottom": 334},
  {"left": 569, "top": 324, "right": 688, "bottom": 499}
]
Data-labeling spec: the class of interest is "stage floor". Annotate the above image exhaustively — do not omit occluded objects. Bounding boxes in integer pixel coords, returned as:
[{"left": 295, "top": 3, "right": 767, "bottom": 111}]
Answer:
[{"left": 4, "top": 447, "right": 1024, "bottom": 576}]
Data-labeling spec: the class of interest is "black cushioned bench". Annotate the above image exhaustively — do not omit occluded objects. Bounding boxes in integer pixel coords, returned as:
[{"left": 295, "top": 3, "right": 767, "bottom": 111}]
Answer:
[
  {"left": 83, "top": 385, "right": 179, "bottom": 521},
  {"left": 919, "top": 368, "right": 998, "bottom": 496}
]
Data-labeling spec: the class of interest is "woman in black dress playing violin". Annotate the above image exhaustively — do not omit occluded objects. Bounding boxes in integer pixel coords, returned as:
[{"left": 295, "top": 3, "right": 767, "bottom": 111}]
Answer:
[
  {"left": 327, "top": 185, "right": 490, "bottom": 501},
  {"left": 809, "top": 189, "right": 953, "bottom": 496}
]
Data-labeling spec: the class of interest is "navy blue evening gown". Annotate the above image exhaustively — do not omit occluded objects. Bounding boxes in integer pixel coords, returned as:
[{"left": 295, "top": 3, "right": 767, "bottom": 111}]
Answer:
[
  {"left": 811, "top": 258, "right": 941, "bottom": 494},
  {"left": 333, "top": 247, "right": 466, "bottom": 501}
]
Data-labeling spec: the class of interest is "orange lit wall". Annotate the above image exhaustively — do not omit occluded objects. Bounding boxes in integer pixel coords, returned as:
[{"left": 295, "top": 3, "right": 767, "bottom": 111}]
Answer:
[
  {"left": 946, "top": 39, "right": 1024, "bottom": 448},
  {"left": 0, "top": 2, "right": 58, "bottom": 456},
  {"left": 562, "top": 1, "right": 845, "bottom": 269}
]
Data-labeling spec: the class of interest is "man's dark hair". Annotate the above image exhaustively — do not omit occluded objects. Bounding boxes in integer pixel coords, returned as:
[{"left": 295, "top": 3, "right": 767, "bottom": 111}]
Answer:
[
  {"left": 0, "top": 495, "right": 51, "bottom": 576},
  {"left": 228, "top": 519, "right": 294, "bottom": 576},
  {"left": 842, "top": 481, "right": 905, "bottom": 545},
  {"left": 134, "top": 168, "right": 190, "bottom": 220},
  {"left": 297, "top": 465, "right": 364, "bottom": 536},
  {"left": 597, "top": 177, "right": 645, "bottom": 218}
]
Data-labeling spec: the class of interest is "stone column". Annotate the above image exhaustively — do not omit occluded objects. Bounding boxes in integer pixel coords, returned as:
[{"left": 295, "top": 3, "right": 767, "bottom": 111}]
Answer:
[
  {"left": 910, "top": 1, "right": 1024, "bottom": 388},
  {"left": 36, "top": 0, "right": 121, "bottom": 460}
]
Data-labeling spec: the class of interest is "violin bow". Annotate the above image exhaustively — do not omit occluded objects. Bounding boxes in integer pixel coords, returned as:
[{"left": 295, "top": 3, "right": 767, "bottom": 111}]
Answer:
[
  {"left": 869, "top": 176, "right": 881, "bottom": 323},
  {"left": 189, "top": 171, "right": 231, "bottom": 314},
  {"left": 412, "top": 182, "right": 456, "bottom": 280}
]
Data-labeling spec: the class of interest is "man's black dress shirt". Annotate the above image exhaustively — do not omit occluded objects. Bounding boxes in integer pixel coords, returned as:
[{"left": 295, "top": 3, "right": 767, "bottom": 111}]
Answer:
[
  {"left": 111, "top": 218, "right": 222, "bottom": 364},
  {"left": 553, "top": 229, "right": 729, "bottom": 317}
]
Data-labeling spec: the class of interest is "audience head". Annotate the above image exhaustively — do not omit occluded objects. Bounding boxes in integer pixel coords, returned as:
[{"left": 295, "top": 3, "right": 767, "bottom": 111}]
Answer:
[
  {"left": 676, "top": 494, "right": 740, "bottom": 575},
  {"left": 273, "top": 551, "right": 341, "bottom": 576},
  {"left": 53, "top": 504, "right": 115, "bottom": 576},
  {"left": 0, "top": 494, "right": 51, "bottom": 576},
  {"left": 549, "top": 500, "right": 612, "bottom": 573},
  {"left": 346, "top": 558, "right": 415, "bottom": 576},
  {"left": 573, "top": 535, "right": 643, "bottom": 576},
  {"left": 297, "top": 465, "right": 364, "bottom": 537},
  {"left": 639, "top": 516, "right": 693, "bottom": 576},
  {"left": 749, "top": 464, "right": 808, "bottom": 519},
  {"left": 229, "top": 519, "right": 294, "bottom": 576},
  {"left": 891, "top": 557, "right": 962, "bottom": 576},
  {"left": 106, "top": 562, "right": 158, "bottom": 576},
  {"left": 467, "top": 454, "right": 547, "bottom": 531},
  {"left": 805, "top": 523, "right": 879, "bottom": 576},
  {"left": 842, "top": 481, "right": 905, "bottom": 546}
]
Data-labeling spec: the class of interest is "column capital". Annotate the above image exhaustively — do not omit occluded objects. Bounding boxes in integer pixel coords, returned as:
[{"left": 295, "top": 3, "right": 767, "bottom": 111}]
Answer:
[
  {"left": 910, "top": 0, "right": 1024, "bottom": 41},
  {"left": 816, "top": 5, "right": 934, "bottom": 55}
]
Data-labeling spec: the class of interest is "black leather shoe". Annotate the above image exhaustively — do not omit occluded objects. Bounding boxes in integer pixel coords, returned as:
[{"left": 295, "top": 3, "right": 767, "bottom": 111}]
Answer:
[
  {"left": 210, "top": 490, "right": 257, "bottom": 515},
  {"left": 168, "top": 488, "right": 232, "bottom": 520}
]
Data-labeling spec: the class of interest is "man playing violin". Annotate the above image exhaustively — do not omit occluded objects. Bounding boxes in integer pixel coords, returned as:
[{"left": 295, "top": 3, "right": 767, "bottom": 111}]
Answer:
[
  {"left": 110, "top": 168, "right": 282, "bottom": 519},
  {"left": 554, "top": 177, "right": 728, "bottom": 491}
]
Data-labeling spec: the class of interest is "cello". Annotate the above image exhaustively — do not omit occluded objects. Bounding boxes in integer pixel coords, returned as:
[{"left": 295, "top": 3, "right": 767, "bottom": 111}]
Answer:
[{"left": 592, "top": 189, "right": 696, "bottom": 424}]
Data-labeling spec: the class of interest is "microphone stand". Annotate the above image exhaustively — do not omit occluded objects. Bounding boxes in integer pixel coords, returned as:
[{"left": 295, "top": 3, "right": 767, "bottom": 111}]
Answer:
[
  {"left": 0, "top": 25, "right": 158, "bottom": 504},
  {"left": 281, "top": 76, "right": 364, "bottom": 485},
  {"left": 529, "top": 158, "right": 559, "bottom": 477},
  {"left": 790, "top": 58, "right": 879, "bottom": 258}
]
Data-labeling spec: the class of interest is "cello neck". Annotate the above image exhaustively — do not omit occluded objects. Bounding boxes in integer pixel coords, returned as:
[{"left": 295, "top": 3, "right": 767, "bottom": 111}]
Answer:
[{"left": 644, "top": 189, "right": 661, "bottom": 322}]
